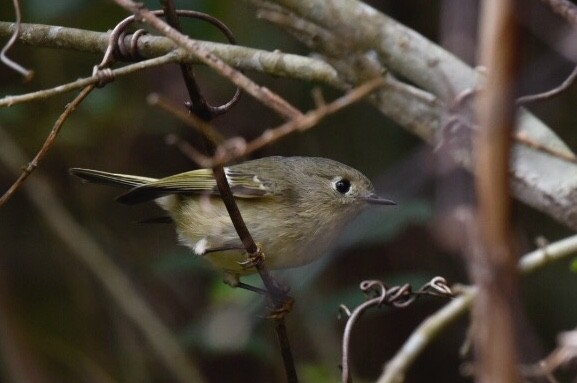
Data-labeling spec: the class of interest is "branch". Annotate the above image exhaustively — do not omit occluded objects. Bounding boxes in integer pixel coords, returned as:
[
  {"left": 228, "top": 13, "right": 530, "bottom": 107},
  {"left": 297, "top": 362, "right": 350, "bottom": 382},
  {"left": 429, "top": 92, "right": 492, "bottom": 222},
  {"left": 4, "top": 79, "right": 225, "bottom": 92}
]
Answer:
[
  {"left": 247, "top": 0, "right": 577, "bottom": 231},
  {"left": 0, "top": 85, "right": 94, "bottom": 207},
  {"left": 0, "top": 52, "right": 180, "bottom": 106},
  {"left": 140, "top": 2, "right": 298, "bottom": 381},
  {"left": 4, "top": 5, "right": 577, "bottom": 230},
  {"left": 0, "top": 21, "right": 340, "bottom": 88},
  {"left": 471, "top": 0, "right": 521, "bottom": 381},
  {"left": 377, "top": 233, "right": 577, "bottom": 383}
]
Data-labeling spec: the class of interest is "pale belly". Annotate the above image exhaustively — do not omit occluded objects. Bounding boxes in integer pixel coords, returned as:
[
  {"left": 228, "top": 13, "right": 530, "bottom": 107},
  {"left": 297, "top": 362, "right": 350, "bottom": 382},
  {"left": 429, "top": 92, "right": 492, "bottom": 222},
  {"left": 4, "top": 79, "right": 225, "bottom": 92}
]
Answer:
[{"left": 160, "top": 195, "right": 344, "bottom": 277}]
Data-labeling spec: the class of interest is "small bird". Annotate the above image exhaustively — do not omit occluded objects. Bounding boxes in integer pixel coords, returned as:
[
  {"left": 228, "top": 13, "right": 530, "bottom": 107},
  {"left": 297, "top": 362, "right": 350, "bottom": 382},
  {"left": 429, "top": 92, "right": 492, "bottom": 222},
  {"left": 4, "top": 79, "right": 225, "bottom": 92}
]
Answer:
[{"left": 70, "top": 156, "right": 395, "bottom": 286}]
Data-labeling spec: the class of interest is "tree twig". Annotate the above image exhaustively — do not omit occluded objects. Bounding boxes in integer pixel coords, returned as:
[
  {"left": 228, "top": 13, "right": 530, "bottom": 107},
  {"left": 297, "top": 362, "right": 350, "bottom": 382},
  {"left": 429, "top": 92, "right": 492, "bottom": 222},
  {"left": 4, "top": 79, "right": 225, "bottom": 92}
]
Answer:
[
  {"left": 112, "top": 0, "right": 302, "bottom": 120},
  {"left": 516, "top": 64, "right": 577, "bottom": 105},
  {"left": 0, "top": 85, "right": 95, "bottom": 207},
  {"left": 340, "top": 278, "right": 453, "bottom": 383},
  {"left": 0, "top": 52, "right": 180, "bottom": 107},
  {"left": 376, "top": 233, "right": 577, "bottom": 383}
]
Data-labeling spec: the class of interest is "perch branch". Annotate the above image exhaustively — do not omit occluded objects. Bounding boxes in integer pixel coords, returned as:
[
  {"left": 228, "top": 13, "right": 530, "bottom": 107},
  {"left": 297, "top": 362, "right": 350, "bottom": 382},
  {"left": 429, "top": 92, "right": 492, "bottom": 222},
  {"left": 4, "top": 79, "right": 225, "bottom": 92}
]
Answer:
[{"left": 152, "top": 2, "right": 298, "bottom": 381}]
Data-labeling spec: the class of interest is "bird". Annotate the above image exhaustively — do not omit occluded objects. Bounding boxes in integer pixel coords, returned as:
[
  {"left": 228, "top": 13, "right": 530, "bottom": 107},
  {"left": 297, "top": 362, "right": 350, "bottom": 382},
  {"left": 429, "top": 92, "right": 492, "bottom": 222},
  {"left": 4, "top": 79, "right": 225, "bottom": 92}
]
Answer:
[{"left": 70, "top": 156, "right": 395, "bottom": 286}]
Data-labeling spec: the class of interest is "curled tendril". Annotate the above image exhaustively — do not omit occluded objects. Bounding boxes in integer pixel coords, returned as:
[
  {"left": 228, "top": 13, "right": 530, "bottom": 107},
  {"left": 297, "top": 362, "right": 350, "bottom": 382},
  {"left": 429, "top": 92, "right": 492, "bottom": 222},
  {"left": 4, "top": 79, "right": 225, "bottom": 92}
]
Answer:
[
  {"left": 340, "top": 276, "right": 454, "bottom": 383},
  {"left": 97, "top": 9, "right": 241, "bottom": 114}
]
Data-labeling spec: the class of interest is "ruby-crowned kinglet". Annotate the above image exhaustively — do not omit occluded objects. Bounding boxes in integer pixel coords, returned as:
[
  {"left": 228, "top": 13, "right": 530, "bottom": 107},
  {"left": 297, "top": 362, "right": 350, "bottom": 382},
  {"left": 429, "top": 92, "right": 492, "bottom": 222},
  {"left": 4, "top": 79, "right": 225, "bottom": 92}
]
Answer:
[{"left": 70, "top": 156, "right": 394, "bottom": 285}]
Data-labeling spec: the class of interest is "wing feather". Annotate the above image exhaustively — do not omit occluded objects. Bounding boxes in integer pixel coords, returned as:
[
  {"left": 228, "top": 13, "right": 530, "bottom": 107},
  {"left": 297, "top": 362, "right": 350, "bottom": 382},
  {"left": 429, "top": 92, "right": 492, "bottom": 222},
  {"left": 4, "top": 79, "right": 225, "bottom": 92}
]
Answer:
[{"left": 117, "top": 167, "right": 275, "bottom": 204}]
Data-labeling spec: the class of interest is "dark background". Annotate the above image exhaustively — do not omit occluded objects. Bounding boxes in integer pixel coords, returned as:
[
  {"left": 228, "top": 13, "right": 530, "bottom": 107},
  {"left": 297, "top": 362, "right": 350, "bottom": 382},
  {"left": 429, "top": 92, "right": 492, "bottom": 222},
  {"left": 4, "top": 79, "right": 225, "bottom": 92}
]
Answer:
[{"left": 1, "top": 1, "right": 576, "bottom": 382}]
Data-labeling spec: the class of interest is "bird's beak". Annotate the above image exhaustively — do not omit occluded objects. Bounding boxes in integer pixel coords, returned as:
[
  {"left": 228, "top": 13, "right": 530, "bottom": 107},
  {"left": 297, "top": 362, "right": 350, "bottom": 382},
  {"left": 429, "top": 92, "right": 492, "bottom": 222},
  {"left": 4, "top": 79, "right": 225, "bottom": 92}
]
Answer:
[{"left": 362, "top": 194, "right": 396, "bottom": 205}]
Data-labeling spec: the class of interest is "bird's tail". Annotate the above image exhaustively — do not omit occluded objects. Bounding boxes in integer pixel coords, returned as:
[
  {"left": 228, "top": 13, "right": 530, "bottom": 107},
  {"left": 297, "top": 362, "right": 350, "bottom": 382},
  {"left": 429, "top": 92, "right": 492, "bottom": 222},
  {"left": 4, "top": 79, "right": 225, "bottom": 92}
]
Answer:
[{"left": 69, "top": 168, "right": 157, "bottom": 189}]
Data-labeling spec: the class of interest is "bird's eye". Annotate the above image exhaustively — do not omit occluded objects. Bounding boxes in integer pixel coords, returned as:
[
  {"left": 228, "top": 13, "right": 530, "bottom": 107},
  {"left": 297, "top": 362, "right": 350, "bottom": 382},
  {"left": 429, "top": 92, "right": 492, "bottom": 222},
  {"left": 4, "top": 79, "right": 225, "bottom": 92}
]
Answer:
[{"left": 334, "top": 178, "right": 351, "bottom": 194}]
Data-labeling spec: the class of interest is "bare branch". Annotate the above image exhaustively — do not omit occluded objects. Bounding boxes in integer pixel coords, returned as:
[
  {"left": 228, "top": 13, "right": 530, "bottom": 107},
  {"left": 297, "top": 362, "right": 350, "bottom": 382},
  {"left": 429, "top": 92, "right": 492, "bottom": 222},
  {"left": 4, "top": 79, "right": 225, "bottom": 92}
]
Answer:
[
  {"left": 111, "top": 0, "right": 302, "bottom": 119},
  {"left": 149, "top": 3, "right": 299, "bottom": 381},
  {"left": 377, "top": 233, "right": 577, "bottom": 383},
  {"left": 249, "top": 0, "right": 577, "bottom": 232},
  {"left": 0, "top": 85, "right": 95, "bottom": 207},
  {"left": 517, "top": 65, "right": 577, "bottom": 105},
  {"left": 0, "top": 52, "right": 180, "bottom": 107},
  {"left": 340, "top": 278, "right": 454, "bottom": 383},
  {"left": 209, "top": 77, "right": 386, "bottom": 167},
  {"left": 0, "top": 21, "right": 340, "bottom": 86}
]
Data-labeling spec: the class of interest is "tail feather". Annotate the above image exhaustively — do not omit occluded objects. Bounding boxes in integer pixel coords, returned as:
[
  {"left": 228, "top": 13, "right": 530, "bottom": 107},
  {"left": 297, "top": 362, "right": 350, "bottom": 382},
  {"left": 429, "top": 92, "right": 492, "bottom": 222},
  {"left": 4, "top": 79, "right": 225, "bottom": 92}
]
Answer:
[{"left": 69, "top": 168, "right": 157, "bottom": 189}]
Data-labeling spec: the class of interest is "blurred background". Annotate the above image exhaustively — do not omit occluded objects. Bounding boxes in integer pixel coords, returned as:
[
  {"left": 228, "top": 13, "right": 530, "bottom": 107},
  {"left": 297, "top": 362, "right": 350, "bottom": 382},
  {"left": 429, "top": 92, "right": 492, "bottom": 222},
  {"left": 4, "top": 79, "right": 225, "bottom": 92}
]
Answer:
[{"left": 1, "top": 1, "right": 577, "bottom": 382}]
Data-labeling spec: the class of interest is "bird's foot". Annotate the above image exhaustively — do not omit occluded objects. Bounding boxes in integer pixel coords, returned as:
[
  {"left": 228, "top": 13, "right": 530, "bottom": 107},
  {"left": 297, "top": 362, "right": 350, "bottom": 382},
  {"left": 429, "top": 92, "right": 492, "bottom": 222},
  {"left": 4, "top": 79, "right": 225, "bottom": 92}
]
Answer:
[{"left": 238, "top": 243, "right": 265, "bottom": 270}]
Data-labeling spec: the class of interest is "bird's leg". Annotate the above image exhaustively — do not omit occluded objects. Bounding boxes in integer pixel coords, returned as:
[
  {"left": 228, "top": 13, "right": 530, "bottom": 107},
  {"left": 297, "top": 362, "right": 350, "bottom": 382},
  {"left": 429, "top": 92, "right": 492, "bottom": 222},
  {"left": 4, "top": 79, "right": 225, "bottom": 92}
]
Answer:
[
  {"left": 235, "top": 243, "right": 294, "bottom": 319},
  {"left": 222, "top": 272, "right": 268, "bottom": 294}
]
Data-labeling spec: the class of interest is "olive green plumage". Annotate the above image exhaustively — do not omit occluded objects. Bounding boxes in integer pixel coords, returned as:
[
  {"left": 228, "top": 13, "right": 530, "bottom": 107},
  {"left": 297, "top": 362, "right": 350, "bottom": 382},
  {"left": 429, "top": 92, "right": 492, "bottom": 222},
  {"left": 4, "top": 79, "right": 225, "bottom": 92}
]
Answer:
[{"left": 70, "top": 156, "right": 394, "bottom": 285}]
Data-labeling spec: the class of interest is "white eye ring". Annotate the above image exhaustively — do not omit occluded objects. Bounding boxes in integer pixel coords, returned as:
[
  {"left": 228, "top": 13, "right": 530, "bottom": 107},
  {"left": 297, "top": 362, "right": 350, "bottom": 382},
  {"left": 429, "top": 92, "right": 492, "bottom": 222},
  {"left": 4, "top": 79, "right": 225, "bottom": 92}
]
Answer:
[{"left": 332, "top": 177, "right": 352, "bottom": 195}]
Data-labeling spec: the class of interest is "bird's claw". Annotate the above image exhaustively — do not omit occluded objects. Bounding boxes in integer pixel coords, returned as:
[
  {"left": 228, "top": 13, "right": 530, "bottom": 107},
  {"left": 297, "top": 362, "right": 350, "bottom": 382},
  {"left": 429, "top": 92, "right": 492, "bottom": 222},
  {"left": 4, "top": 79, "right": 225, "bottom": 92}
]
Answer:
[{"left": 238, "top": 244, "right": 265, "bottom": 270}]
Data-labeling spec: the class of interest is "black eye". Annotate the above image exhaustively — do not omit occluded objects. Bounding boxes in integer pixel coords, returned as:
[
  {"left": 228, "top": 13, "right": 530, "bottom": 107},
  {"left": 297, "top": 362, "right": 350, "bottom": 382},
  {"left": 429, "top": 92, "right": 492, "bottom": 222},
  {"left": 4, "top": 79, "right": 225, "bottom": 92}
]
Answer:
[{"left": 334, "top": 178, "right": 351, "bottom": 194}]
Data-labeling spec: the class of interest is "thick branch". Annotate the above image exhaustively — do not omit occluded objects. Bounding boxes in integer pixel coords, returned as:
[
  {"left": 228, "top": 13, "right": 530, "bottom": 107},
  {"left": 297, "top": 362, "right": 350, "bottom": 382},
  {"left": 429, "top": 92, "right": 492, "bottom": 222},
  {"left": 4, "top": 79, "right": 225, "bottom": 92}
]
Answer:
[
  {"left": 3, "top": 11, "right": 577, "bottom": 229},
  {"left": 248, "top": 0, "right": 577, "bottom": 231},
  {"left": 472, "top": 0, "right": 521, "bottom": 381},
  {"left": 0, "top": 21, "right": 339, "bottom": 86}
]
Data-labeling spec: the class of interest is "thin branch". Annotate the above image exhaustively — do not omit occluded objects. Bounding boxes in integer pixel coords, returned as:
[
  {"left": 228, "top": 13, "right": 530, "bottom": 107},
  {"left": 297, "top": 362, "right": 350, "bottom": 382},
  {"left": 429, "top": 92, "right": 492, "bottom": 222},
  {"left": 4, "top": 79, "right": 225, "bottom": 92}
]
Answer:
[
  {"left": 0, "top": 126, "right": 206, "bottom": 383},
  {"left": 340, "top": 278, "right": 453, "bottom": 383},
  {"left": 208, "top": 77, "right": 386, "bottom": 167},
  {"left": 0, "top": 0, "right": 33, "bottom": 80},
  {"left": 516, "top": 65, "right": 577, "bottom": 105},
  {"left": 520, "top": 327, "right": 577, "bottom": 380},
  {"left": 147, "top": 93, "right": 226, "bottom": 145},
  {"left": 111, "top": 0, "right": 302, "bottom": 120},
  {"left": 0, "top": 52, "right": 180, "bottom": 107},
  {"left": 0, "top": 85, "right": 95, "bottom": 207},
  {"left": 513, "top": 131, "right": 577, "bottom": 163},
  {"left": 377, "top": 288, "right": 476, "bottom": 383},
  {"left": 377, "top": 233, "right": 577, "bottom": 383}
]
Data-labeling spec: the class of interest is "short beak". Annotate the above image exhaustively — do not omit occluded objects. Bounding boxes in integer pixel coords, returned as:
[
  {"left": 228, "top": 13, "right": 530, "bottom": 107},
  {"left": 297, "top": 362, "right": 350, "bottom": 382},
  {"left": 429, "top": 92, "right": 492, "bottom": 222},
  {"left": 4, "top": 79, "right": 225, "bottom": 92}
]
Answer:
[{"left": 362, "top": 194, "right": 396, "bottom": 205}]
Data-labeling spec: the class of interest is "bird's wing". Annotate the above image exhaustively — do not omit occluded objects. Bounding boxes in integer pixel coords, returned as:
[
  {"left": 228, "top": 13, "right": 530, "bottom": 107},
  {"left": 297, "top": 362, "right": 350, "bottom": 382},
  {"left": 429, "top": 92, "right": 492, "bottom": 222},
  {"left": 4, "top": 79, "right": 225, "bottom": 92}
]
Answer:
[{"left": 117, "top": 167, "right": 275, "bottom": 204}]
